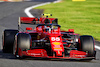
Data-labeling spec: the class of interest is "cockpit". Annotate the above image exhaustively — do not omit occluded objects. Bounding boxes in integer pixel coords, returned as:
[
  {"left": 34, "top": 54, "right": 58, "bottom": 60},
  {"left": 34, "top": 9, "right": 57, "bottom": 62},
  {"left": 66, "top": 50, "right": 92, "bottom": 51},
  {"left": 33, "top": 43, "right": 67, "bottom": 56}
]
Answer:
[{"left": 36, "top": 24, "right": 61, "bottom": 33}]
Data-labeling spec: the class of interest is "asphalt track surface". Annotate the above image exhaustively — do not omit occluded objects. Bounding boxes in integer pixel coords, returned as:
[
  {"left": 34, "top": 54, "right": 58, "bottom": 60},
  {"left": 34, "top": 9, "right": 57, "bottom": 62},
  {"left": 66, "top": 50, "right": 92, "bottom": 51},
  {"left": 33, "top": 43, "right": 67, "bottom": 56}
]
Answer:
[{"left": 0, "top": 0, "right": 100, "bottom": 67}]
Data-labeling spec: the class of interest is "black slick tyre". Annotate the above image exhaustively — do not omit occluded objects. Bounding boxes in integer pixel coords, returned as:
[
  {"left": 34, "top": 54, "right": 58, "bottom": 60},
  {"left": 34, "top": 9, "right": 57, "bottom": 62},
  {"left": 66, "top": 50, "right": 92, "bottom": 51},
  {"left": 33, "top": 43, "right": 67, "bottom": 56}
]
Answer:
[
  {"left": 3, "top": 29, "right": 18, "bottom": 53},
  {"left": 79, "top": 35, "right": 95, "bottom": 57},
  {"left": 15, "top": 33, "right": 31, "bottom": 58}
]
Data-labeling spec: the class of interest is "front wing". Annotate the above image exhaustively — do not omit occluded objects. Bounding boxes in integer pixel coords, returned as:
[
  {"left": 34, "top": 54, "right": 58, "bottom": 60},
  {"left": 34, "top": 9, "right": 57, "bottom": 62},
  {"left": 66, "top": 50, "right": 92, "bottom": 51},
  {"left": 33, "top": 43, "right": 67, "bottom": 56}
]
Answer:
[{"left": 18, "top": 49, "right": 96, "bottom": 60}]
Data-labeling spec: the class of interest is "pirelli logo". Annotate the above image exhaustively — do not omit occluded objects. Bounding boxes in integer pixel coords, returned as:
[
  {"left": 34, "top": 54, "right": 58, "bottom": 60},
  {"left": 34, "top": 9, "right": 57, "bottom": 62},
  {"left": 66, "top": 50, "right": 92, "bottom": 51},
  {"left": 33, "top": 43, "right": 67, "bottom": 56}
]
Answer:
[{"left": 72, "top": 0, "right": 86, "bottom": 1}]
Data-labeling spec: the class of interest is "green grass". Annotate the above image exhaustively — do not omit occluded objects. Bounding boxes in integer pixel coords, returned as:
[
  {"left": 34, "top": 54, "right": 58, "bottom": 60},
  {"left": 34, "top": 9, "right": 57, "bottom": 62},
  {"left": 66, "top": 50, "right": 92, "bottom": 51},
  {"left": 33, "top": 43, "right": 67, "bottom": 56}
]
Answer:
[{"left": 35, "top": 0, "right": 100, "bottom": 41}]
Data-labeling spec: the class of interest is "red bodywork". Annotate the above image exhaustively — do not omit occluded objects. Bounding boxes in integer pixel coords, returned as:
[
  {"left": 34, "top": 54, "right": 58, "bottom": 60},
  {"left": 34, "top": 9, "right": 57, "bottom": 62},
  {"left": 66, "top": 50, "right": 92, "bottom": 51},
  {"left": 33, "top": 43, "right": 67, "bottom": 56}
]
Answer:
[
  {"left": 20, "top": 17, "right": 57, "bottom": 24},
  {"left": 15, "top": 17, "right": 95, "bottom": 60}
]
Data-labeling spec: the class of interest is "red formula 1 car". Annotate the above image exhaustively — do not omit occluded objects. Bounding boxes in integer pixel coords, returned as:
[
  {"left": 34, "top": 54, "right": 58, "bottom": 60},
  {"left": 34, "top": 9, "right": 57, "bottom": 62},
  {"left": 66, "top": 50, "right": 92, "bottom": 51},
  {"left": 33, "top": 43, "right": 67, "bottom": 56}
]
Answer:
[{"left": 2, "top": 14, "right": 96, "bottom": 60}]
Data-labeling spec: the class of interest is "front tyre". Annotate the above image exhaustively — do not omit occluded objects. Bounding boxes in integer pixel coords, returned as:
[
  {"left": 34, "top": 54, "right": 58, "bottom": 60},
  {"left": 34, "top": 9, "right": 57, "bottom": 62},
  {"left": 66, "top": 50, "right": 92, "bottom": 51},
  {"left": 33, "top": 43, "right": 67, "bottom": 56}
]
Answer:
[
  {"left": 78, "top": 35, "right": 95, "bottom": 57},
  {"left": 15, "top": 33, "right": 31, "bottom": 58}
]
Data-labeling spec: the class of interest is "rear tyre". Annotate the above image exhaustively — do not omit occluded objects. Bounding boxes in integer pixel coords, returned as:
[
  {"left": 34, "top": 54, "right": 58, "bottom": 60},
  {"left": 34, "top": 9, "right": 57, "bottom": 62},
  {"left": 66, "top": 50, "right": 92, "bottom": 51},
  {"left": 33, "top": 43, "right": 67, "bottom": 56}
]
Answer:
[
  {"left": 15, "top": 33, "right": 31, "bottom": 58},
  {"left": 78, "top": 35, "right": 95, "bottom": 57},
  {"left": 3, "top": 29, "right": 18, "bottom": 53}
]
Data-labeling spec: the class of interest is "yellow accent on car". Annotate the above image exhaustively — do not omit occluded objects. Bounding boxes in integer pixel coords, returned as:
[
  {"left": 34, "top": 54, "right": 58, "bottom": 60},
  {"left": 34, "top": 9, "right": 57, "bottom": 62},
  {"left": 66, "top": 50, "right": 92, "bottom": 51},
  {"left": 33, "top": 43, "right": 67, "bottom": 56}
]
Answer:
[
  {"left": 28, "top": 53, "right": 31, "bottom": 55},
  {"left": 75, "top": 55, "right": 77, "bottom": 56},
  {"left": 53, "top": 42, "right": 61, "bottom": 45},
  {"left": 42, "top": 13, "right": 52, "bottom": 17},
  {"left": 54, "top": 48, "right": 62, "bottom": 50},
  {"left": 37, "top": 35, "right": 40, "bottom": 39}
]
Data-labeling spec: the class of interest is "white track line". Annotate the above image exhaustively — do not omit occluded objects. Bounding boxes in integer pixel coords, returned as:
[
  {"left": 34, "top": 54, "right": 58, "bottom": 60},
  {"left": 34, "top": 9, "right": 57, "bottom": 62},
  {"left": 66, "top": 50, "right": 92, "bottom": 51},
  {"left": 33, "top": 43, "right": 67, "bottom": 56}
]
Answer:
[
  {"left": 95, "top": 45, "right": 100, "bottom": 50},
  {"left": 54, "top": 0, "right": 61, "bottom": 3},
  {"left": 24, "top": 2, "right": 51, "bottom": 17},
  {"left": 24, "top": 0, "right": 100, "bottom": 50},
  {"left": 24, "top": 0, "right": 60, "bottom": 17}
]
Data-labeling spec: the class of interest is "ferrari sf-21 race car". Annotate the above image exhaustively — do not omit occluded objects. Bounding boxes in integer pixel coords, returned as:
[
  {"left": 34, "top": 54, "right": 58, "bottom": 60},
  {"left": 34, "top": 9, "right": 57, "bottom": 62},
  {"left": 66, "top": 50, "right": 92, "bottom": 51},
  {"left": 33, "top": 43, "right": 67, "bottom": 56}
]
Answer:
[{"left": 2, "top": 14, "right": 96, "bottom": 60}]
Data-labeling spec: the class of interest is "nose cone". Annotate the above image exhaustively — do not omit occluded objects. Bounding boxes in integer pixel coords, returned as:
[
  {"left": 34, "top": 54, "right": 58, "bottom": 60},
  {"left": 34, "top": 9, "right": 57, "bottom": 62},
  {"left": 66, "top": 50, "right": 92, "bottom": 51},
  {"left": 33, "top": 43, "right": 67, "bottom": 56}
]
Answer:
[
  {"left": 56, "top": 51, "right": 63, "bottom": 56},
  {"left": 49, "top": 36, "right": 64, "bottom": 57}
]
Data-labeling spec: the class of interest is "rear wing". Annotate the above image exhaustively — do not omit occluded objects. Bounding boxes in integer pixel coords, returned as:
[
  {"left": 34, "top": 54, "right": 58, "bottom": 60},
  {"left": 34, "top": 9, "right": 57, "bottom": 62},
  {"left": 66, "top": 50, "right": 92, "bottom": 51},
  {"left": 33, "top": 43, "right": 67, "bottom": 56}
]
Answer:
[
  {"left": 19, "top": 17, "right": 41, "bottom": 25},
  {"left": 18, "top": 17, "right": 58, "bottom": 30},
  {"left": 19, "top": 17, "right": 58, "bottom": 24}
]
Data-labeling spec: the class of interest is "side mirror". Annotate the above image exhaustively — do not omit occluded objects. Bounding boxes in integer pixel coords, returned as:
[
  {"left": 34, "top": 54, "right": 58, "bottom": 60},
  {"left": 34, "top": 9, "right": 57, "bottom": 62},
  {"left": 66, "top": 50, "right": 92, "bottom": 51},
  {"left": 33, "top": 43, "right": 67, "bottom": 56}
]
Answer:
[
  {"left": 68, "top": 29, "right": 74, "bottom": 33},
  {"left": 26, "top": 27, "right": 33, "bottom": 31}
]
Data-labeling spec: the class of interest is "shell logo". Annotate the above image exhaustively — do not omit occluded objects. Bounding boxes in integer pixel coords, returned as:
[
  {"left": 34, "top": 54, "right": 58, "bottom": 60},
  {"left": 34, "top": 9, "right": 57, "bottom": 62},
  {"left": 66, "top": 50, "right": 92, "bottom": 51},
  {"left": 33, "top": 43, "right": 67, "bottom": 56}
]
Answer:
[{"left": 52, "top": 42, "right": 61, "bottom": 45}]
